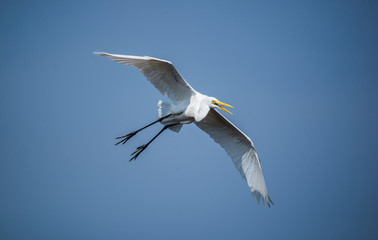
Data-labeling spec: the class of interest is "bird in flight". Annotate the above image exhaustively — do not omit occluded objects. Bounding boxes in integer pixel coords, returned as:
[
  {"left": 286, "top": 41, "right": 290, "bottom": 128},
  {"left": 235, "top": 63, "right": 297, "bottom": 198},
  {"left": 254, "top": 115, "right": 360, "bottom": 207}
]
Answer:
[{"left": 95, "top": 52, "right": 273, "bottom": 207}]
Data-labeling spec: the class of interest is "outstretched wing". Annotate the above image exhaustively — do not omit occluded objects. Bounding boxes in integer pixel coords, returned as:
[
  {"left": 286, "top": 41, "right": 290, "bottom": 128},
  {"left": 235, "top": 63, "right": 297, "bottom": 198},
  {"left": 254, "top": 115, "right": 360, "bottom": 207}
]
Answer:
[
  {"left": 94, "top": 52, "right": 195, "bottom": 102},
  {"left": 195, "top": 108, "right": 273, "bottom": 207}
]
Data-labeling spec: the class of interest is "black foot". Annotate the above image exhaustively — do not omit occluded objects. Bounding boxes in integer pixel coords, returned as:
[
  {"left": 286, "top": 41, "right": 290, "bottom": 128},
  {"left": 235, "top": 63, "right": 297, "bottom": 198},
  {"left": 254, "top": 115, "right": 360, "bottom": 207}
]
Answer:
[
  {"left": 115, "top": 131, "right": 137, "bottom": 145},
  {"left": 129, "top": 144, "right": 148, "bottom": 162}
]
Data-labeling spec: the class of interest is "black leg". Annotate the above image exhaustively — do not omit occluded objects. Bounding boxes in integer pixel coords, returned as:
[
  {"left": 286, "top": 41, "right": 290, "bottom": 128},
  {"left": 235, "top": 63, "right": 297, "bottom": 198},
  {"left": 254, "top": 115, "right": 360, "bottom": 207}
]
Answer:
[
  {"left": 129, "top": 123, "right": 179, "bottom": 162},
  {"left": 115, "top": 114, "right": 172, "bottom": 146}
]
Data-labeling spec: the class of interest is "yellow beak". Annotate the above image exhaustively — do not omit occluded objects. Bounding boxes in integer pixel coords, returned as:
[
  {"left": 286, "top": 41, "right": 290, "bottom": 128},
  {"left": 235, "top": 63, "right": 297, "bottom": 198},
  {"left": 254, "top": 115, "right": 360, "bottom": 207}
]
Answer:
[{"left": 214, "top": 100, "right": 234, "bottom": 114}]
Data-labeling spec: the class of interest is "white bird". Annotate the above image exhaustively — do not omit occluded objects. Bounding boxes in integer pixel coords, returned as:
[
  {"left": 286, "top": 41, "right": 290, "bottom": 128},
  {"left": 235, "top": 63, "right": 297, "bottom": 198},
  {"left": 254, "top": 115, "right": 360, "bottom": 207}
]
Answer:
[{"left": 94, "top": 52, "right": 273, "bottom": 207}]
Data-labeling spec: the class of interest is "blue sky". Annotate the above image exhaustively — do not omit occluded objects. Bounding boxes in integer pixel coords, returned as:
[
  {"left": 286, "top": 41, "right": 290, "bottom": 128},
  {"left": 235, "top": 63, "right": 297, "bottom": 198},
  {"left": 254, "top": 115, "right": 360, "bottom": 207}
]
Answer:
[{"left": 1, "top": 0, "right": 377, "bottom": 239}]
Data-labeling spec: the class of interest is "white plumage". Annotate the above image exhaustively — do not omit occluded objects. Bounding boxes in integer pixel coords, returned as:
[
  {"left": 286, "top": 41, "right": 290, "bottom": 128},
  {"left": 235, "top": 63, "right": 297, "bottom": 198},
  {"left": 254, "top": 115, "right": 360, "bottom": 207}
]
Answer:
[{"left": 95, "top": 52, "right": 273, "bottom": 206}]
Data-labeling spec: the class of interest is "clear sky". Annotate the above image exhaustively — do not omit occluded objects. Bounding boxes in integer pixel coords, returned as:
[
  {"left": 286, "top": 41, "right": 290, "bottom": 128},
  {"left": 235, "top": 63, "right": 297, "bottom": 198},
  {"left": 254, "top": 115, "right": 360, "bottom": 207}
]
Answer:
[{"left": 1, "top": 0, "right": 377, "bottom": 239}]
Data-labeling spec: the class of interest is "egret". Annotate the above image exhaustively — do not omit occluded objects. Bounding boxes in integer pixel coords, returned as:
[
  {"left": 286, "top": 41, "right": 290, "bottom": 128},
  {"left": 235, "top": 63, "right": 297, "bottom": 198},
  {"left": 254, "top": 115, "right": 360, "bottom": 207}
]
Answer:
[{"left": 95, "top": 52, "right": 273, "bottom": 206}]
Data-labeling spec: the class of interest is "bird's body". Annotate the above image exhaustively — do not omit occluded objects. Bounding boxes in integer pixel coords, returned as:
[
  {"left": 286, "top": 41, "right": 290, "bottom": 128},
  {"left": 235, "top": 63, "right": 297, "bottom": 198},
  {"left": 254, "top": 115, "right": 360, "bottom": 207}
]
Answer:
[
  {"left": 159, "top": 92, "right": 222, "bottom": 127},
  {"left": 95, "top": 52, "right": 273, "bottom": 207}
]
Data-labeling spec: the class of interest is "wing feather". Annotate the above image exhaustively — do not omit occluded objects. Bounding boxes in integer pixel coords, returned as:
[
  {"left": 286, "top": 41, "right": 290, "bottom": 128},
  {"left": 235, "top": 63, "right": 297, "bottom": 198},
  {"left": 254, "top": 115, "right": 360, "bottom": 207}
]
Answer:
[
  {"left": 195, "top": 109, "right": 273, "bottom": 206},
  {"left": 94, "top": 52, "right": 195, "bottom": 102}
]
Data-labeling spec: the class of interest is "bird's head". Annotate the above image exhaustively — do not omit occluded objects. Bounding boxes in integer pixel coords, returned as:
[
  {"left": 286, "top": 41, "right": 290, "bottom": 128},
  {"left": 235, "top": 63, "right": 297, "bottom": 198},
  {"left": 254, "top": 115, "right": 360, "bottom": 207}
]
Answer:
[{"left": 209, "top": 97, "right": 234, "bottom": 114}]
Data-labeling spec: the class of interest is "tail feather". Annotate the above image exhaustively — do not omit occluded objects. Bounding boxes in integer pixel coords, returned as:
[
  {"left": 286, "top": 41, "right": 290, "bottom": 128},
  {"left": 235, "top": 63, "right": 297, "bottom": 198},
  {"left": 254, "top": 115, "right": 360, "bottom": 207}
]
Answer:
[
  {"left": 158, "top": 100, "right": 183, "bottom": 133},
  {"left": 168, "top": 124, "right": 183, "bottom": 132},
  {"left": 158, "top": 100, "right": 172, "bottom": 118}
]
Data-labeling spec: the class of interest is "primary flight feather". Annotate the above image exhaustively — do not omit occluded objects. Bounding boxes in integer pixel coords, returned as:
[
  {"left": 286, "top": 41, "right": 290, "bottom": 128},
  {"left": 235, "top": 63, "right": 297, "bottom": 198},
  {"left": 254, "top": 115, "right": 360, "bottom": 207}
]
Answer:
[{"left": 94, "top": 52, "right": 273, "bottom": 207}]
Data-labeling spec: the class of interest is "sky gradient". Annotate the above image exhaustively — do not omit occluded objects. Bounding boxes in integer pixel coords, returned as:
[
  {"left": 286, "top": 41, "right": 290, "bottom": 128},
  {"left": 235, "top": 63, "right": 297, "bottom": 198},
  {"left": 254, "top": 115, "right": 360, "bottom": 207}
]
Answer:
[{"left": 1, "top": 0, "right": 378, "bottom": 239}]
